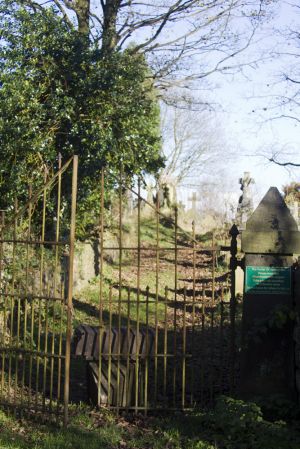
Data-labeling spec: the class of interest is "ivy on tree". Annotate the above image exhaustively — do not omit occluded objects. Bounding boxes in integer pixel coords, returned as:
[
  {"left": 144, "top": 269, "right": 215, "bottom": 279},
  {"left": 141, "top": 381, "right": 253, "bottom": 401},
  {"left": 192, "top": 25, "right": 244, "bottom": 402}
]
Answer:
[{"left": 0, "top": 2, "right": 163, "bottom": 234}]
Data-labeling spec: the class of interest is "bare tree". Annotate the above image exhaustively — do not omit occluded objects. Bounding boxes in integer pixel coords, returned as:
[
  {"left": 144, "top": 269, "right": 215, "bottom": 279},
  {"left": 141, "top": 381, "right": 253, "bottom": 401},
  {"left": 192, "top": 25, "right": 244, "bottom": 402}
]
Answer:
[
  {"left": 21, "top": 0, "right": 272, "bottom": 89},
  {"left": 196, "top": 176, "right": 237, "bottom": 225},
  {"left": 257, "top": 143, "right": 300, "bottom": 168},
  {"left": 159, "top": 102, "right": 229, "bottom": 187},
  {"left": 266, "top": 156, "right": 300, "bottom": 168},
  {"left": 251, "top": 2, "right": 300, "bottom": 167}
]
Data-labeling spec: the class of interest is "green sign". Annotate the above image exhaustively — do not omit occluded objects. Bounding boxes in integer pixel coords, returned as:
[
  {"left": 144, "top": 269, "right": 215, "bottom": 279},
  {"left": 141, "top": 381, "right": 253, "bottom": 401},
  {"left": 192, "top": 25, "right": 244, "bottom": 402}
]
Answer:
[{"left": 245, "top": 266, "right": 291, "bottom": 295}]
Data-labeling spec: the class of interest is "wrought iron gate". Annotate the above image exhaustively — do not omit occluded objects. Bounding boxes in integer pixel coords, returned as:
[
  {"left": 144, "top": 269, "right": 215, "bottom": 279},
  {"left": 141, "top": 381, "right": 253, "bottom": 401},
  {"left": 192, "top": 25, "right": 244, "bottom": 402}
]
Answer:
[
  {"left": 0, "top": 156, "right": 78, "bottom": 425},
  {"left": 71, "top": 169, "right": 240, "bottom": 413},
  {"left": 0, "top": 159, "right": 239, "bottom": 423}
]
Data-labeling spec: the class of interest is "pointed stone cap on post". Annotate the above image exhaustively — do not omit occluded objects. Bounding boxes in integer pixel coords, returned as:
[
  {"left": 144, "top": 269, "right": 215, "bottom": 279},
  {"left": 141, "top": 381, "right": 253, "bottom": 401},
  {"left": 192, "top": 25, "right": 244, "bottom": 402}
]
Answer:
[{"left": 241, "top": 187, "right": 300, "bottom": 254}]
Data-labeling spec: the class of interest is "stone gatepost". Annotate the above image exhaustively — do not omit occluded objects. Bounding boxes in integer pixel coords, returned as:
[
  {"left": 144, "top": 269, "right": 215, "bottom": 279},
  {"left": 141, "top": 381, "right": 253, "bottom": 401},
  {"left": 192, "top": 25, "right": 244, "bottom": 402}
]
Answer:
[{"left": 240, "top": 187, "right": 300, "bottom": 400}]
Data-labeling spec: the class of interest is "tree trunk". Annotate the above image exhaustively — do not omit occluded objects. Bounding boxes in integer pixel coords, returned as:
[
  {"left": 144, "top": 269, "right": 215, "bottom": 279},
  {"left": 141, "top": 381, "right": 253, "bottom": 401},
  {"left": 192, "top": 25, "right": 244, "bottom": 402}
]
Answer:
[
  {"left": 75, "top": 0, "right": 90, "bottom": 36},
  {"left": 101, "top": 0, "right": 121, "bottom": 55}
]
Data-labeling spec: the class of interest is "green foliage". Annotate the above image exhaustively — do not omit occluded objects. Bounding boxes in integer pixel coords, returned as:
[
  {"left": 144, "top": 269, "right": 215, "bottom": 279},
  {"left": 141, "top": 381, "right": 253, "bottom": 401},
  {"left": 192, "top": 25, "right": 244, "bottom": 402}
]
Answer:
[
  {"left": 210, "top": 396, "right": 263, "bottom": 441},
  {"left": 201, "top": 396, "right": 300, "bottom": 449},
  {"left": 0, "top": 1, "right": 163, "bottom": 231}
]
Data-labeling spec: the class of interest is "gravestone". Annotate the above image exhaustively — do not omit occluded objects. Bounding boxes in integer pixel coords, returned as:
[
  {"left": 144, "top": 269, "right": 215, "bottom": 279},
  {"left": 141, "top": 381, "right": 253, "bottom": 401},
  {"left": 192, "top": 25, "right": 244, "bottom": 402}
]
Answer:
[
  {"left": 154, "top": 183, "right": 169, "bottom": 209},
  {"left": 142, "top": 183, "right": 155, "bottom": 217},
  {"left": 235, "top": 266, "right": 244, "bottom": 296},
  {"left": 188, "top": 191, "right": 200, "bottom": 214},
  {"left": 153, "top": 181, "right": 177, "bottom": 215},
  {"left": 124, "top": 189, "right": 134, "bottom": 218},
  {"left": 283, "top": 182, "right": 300, "bottom": 230},
  {"left": 240, "top": 187, "right": 300, "bottom": 400},
  {"left": 289, "top": 200, "right": 300, "bottom": 230},
  {"left": 146, "top": 183, "right": 155, "bottom": 204},
  {"left": 167, "top": 181, "right": 177, "bottom": 206}
]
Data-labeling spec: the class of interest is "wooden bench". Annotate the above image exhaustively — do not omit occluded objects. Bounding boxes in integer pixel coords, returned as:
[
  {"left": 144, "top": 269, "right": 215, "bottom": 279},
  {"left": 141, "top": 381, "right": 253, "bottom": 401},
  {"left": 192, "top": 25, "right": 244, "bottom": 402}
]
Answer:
[{"left": 72, "top": 325, "right": 154, "bottom": 407}]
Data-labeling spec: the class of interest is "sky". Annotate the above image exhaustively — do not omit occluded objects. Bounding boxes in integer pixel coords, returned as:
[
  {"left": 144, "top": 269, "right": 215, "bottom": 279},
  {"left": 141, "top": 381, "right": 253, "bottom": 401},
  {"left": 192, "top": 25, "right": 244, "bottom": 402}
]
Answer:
[
  {"left": 172, "top": 1, "right": 300, "bottom": 211},
  {"left": 209, "top": 1, "right": 300, "bottom": 203}
]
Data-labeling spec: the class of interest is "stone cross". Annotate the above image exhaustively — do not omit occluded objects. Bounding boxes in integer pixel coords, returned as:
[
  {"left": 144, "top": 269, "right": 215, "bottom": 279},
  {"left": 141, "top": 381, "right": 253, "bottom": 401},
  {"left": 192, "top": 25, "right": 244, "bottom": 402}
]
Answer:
[{"left": 188, "top": 192, "right": 200, "bottom": 213}]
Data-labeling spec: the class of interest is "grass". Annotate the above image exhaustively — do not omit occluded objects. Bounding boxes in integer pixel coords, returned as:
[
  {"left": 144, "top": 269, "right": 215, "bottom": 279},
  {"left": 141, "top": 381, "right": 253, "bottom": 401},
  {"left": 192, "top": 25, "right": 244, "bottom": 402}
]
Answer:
[{"left": 0, "top": 396, "right": 300, "bottom": 449}]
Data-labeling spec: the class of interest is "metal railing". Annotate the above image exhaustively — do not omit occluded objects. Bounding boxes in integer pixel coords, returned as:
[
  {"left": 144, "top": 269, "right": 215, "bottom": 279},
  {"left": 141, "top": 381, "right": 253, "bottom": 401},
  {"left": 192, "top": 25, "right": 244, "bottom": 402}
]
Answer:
[
  {"left": 0, "top": 159, "right": 240, "bottom": 423},
  {"left": 0, "top": 155, "right": 78, "bottom": 425}
]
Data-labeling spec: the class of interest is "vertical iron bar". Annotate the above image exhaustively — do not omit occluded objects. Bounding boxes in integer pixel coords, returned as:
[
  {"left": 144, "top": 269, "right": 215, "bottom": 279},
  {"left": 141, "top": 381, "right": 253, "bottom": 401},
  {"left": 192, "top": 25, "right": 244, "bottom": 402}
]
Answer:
[
  {"left": 1, "top": 286, "right": 7, "bottom": 400},
  {"left": 8, "top": 294, "right": 13, "bottom": 405},
  {"left": 63, "top": 155, "right": 78, "bottom": 427},
  {"left": 25, "top": 185, "right": 34, "bottom": 408},
  {"left": 54, "top": 154, "right": 62, "bottom": 416},
  {"left": 28, "top": 288, "right": 35, "bottom": 406},
  {"left": 125, "top": 288, "right": 131, "bottom": 410},
  {"left": 42, "top": 287, "right": 49, "bottom": 410},
  {"left": 144, "top": 286, "right": 150, "bottom": 414},
  {"left": 219, "top": 287, "right": 224, "bottom": 394},
  {"left": 212, "top": 232, "right": 215, "bottom": 303},
  {"left": 54, "top": 154, "right": 62, "bottom": 296},
  {"left": 98, "top": 168, "right": 105, "bottom": 406},
  {"left": 36, "top": 171, "right": 47, "bottom": 411},
  {"left": 229, "top": 225, "right": 239, "bottom": 396},
  {"left": 116, "top": 167, "right": 123, "bottom": 412},
  {"left": 154, "top": 196, "right": 159, "bottom": 407},
  {"left": 191, "top": 221, "right": 196, "bottom": 406},
  {"left": 21, "top": 184, "right": 32, "bottom": 407},
  {"left": 49, "top": 295, "right": 55, "bottom": 410},
  {"left": 200, "top": 285, "right": 205, "bottom": 405},
  {"left": 0, "top": 211, "right": 5, "bottom": 400},
  {"left": 172, "top": 207, "right": 178, "bottom": 406},
  {"left": 135, "top": 178, "right": 141, "bottom": 412},
  {"left": 14, "top": 288, "right": 21, "bottom": 406},
  {"left": 35, "top": 296, "right": 42, "bottom": 410},
  {"left": 10, "top": 199, "right": 18, "bottom": 405},
  {"left": 182, "top": 286, "right": 187, "bottom": 409},
  {"left": 163, "top": 286, "right": 168, "bottom": 404},
  {"left": 56, "top": 289, "right": 64, "bottom": 412},
  {"left": 107, "top": 285, "right": 112, "bottom": 407},
  {"left": 209, "top": 292, "right": 215, "bottom": 405}
]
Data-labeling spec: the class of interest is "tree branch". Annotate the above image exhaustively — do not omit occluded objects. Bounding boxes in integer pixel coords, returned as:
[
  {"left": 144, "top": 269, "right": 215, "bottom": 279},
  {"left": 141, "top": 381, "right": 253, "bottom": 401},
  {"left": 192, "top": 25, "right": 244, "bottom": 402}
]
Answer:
[
  {"left": 52, "top": 0, "right": 74, "bottom": 28},
  {"left": 284, "top": 75, "right": 300, "bottom": 84},
  {"left": 268, "top": 157, "right": 300, "bottom": 167}
]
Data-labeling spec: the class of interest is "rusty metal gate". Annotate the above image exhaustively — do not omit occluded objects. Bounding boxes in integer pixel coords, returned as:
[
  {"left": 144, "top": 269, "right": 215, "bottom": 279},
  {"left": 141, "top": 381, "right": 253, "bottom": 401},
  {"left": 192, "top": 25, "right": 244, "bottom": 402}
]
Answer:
[
  {"left": 0, "top": 159, "right": 239, "bottom": 423},
  {"left": 0, "top": 156, "right": 78, "bottom": 425},
  {"left": 71, "top": 169, "right": 240, "bottom": 414}
]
